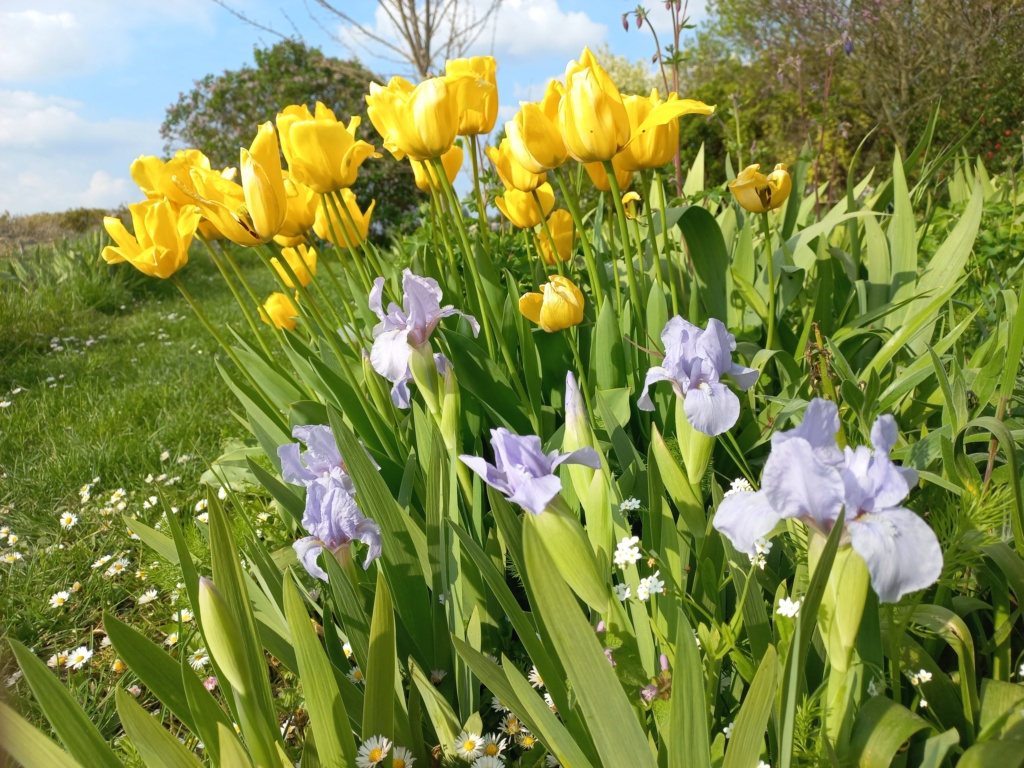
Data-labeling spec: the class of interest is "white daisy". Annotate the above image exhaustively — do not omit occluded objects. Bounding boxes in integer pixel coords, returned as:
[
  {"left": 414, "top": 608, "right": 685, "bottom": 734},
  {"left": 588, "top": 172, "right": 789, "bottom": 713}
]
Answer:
[
  {"left": 454, "top": 731, "right": 482, "bottom": 761},
  {"left": 0, "top": 400, "right": 11, "bottom": 409},
  {"left": 138, "top": 589, "right": 158, "bottom": 605},
  {"left": 500, "top": 714, "right": 522, "bottom": 735},
  {"left": 68, "top": 646, "right": 93, "bottom": 670},
  {"left": 528, "top": 665, "right": 544, "bottom": 689},
  {"left": 172, "top": 609, "right": 194, "bottom": 623},
  {"left": 546, "top": 756, "right": 562, "bottom": 767},
  {"left": 196, "top": 512, "right": 209, "bottom": 524},
  {"left": 342, "top": 641, "right": 353, "bottom": 659},
  {"left": 189, "top": 649, "right": 210, "bottom": 670},
  {"left": 356, "top": 735, "right": 391, "bottom": 768},
  {"left": 390, "top": 745, "right": 415, "bottom": 768},
  {"left": 6, "top": 534, "right": 18, "bottom": 546},
  {"left": 2, "top": 552, "right": 23, "bottom": 563},
  {"left": 517, "top": 731, "right": 537, "bottom": 749},
  {"left": 142, "top": 496, "right": 158, "bottom": 509},
  {"left": 544, "top": 692, "right": 557, "bottom": 712},
  {"left": 105, "top": 557, "right": 130, "bottom": 577},
  {"left": 429, "top": 669, "right": 446, "bottom": 684},
  {"left": 165, "top": 632, "right": 179, "bottom": 646},
  {"left": 474, "top": 758, "right": 505, "bottom": 768},
  {"left": 194, "top": 499, "right": 208, "bottom": 512},
  {"left": 109, "top": 489, "right": 126, "bottom": 503},
  {"left": 92, "top": 554, "right": 113, "bottom": 569},
  {"left": 491, "top": 696, "right": 509, "bottom": 713},
  {"left": 613, "top": 535, "right": 642, "bottom": 568},
  {"left": 59, "top": 512, "right": 77, "bottom": 530},
  {"left": 177, "top": 454, "right": 191, "bottom": 464},
  {"left": 160, "top": 451, "right": 170, "bottom": 461},
  {"left": 347, "top": 666, "right": 364, "bottom": 685},
  {"left": 723, "top": 721, "right": 734, "bottom": 739},
  {"left": 480, "top": 733, "right": 507, "bottom": 759},
  {"left": 49, "top": 591, "right": 70, "bottom": 608},
  {"left": 47, "top": 650, "right": 69, "bottom": 668},
  {"left": 217, "top": 487, "right": 228, "bottom": 500}
]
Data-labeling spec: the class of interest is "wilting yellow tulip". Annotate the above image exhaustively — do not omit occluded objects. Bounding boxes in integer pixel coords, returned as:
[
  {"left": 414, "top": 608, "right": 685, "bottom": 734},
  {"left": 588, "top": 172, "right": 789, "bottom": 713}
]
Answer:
[
  {"left": 270, "top": 244, "right": 317, "bottom": 288},
  {"left": 620, "top": 191, "right": 642, "bottom": 219},
  {"left": 276, "top": 103, "right": 379, "bottom": 194},
  {"left": 412, "top": 144, "right": 464, "bottom": 192},
  {"left": 560, "top": 48, "right": 631, "bottom": 163},
  {"left": 584, "top": 157, "right": 633, "bottom": 193},
  {"left": 487, "top": 138, "right": 546, "bottom": 192},
  {"left": 494, "top": 183, "right": 555, "bottom": 229},
  {"left": 366, "top": 76, "right": 460, "bottom": 161},
  {"left": 506, "top": 80, "right": 568, "bottom": 173},
  {"left": 444, "top": 56, "right": 498, "bottom": 135},
  {"left": 618, "top": 90, "right": 715, "bottom": 171},
  {"left": 520, "top": 275, "right": 585, "bottom": 332},
  {"left": 274, "top": 174, "right": 320, "bottom": 247},
  {"left": 728, "top": 163, "right": 792, "bottom": 213},
  {"left": 260, "top": 292, "right": 298, "bottom": 331},
  {"left": 313, "top": 189, "right": 375, "bottom": 248},
  {"left": 131, "top": 149, "right": 212, "bottom": 208},
  {"left": 538, "top": 209, "right": 576, "bottom": 264},
  {"left": 102, "top": 199, "right": 200, "bottom": 279},
  {"left": 187, "top": 122, "right": 287, "bottom": 246}
]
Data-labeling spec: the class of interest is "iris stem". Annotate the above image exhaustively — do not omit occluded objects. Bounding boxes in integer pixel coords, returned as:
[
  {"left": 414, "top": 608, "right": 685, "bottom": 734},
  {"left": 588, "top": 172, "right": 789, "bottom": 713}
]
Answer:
[
  {"left": 759, "top": 212, "right": 778, "bottom": 350},
  {"left": 554, "top": 168, "right": 604, "bottom": 307},
  {"left": 604, "top": 160, "right": 645, "bottom": 335}
]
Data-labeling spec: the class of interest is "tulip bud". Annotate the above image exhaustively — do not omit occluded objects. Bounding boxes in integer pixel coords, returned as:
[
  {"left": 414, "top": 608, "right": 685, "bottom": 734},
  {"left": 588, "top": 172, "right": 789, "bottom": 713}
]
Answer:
[
  {"left": 270, "top": 244, "right": 317, "bottom": 288},
  {"left": 260, "top": 292, "right": 299, "bottom": 331},
  {"left": 494, "top": 183, "right": 555, "bottom": 229},
  {"left": 444, "top": 57, "right": 499, "bottom": 136},
  {"left": 537, "top": 209, "right": 576, "bottom": 265},
  {"left": 519, "top": 275, "right": 585, "bottom": 332},
  {"left": 560, "top": 48, "right": 631, "bottom": 163},
  {"left": 622, "top": 14, "right": 629, "bottom": 31},
  {"left": 412, "top": 144, "right": 463, "bottom": 192}
]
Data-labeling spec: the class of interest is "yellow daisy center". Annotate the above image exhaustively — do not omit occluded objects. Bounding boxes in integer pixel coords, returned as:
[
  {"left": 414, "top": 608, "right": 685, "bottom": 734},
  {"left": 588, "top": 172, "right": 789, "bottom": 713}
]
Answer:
[
  {"left": 369, "top": 748, "right": 383, "bottom": 761},
  {"left": 393, "top": 760, "right": 406, "bottom": 768},
  {"left": 485, "top": 744, "right": 499, "bottom": 755},
  {"left": 463, "top": 740, "right": 477, "bottom": 751}
]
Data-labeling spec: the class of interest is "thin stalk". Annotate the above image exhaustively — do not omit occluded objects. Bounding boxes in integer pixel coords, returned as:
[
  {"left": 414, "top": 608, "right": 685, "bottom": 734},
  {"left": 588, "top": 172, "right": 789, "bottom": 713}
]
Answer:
[
  {"left": 427, "top": 179, "right": 462, "bottom": 292},
  {"left": 759, "top": 212, "right": 778, "bottom": 350},
  {"left": 554, "top": 168, "right": 604, "bottom": 306},
  {"left": 320, "top": 194, "right": 372, "bottom": 292},
  {"left": 332, "top": 189, "right": 386, "bottom": 278},
  {"left": 468, "top": 135, "right": 489, "bottom": 235},
  {"left": 646, "top": 171, "right": 679, "bottom": 314},
  {"left": 604, "top": 160, "right": 644, "bottom": 333},
  {"left": 532, "top": 190, "right": 563, "bottom": 277},
  {"left": 199, "top": 235, "right": 275, "bottom": 359},
  {"left": 567, "top": 328, "right": 595, "bottom": 422}
]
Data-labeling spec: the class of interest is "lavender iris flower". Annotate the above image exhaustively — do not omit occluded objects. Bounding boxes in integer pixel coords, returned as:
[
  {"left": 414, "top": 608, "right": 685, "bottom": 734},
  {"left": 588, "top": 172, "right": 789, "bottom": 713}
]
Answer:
[
  {"left": 638, "top": 317, "right": 759, "bottom": 436},
  {"left": 459, "top": 428, "right": 601, "bottom": 515},
  {"left": 713, "top": 398, "right": 942, "bottom": 603},
  {"left": 369, "top": 269, "right": 479, "bottom": 409},
  {"left": 277, "top": 424, "right": 382, "bottom": 578}
]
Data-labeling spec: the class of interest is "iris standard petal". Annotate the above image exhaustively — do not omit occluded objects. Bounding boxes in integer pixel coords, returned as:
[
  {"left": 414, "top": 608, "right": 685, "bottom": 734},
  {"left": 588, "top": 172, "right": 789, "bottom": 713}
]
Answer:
[
  {"left": 761, "top": 437, "right": 845, "bottom": 531},
  {"left": 713, "top": 490, "right": 782, "bottom": 556},
  {"left": 772, "top": 398, "right": 844, "bottom": 464},
  {"left": 847, "top": 507, "right": 943, "bottom": 603}
]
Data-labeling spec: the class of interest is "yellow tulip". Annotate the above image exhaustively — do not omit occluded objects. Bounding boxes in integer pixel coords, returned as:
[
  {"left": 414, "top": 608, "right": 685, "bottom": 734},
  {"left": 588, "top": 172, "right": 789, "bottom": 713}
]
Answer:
[
  {"left": 270, "top": 244, "right": 317, "bottom": 288},
  {"left": 276, "top": 102, "right": 379, "bottom": 193},
  {"left": 130, "top": 149, "right": 212, "bottom": 208},
  {"left": 102, "top": 199, "right": 200, "bottom": 279},
  {"left": 620, "top": 191, "right": 642, "bottom": 219},
  {"left": 487, "top": 138, "right": 546, "bottom": 192},
  {"left": 187, "top": 122, "right": 288, "bottom": 246},
  {"left": 260, "top": 292, "right": 299, "bottom": 331},
  {"left": 560, "top": 47, "right": 630, "bottom": 163},
  {"left": 583, "top": 157, "right": 633, "bottom": 193},
  {"left": 619, "top": 91, "right": 715, "bottom": 171},
  {"left": 494, "top": 182, "right": 555, "bottom": 229},
  {"left": 728, "top": 163, "right": 792, "bottom": 213},
  {"left": 313, "top": 189, "right": 375, "bottom": 248},
  {"left": 519, "top": 274, "right": 585, "bottom": 332},
  {"left": 506, "top": 80, "right": 568, "bottom": 173},
  {"left": 412, "top": 144, "right": 464, "bottom": 192},
  {"left": 366, "top": 76, "right": 460, "bottom": 161},
  {"left": 444, "top": 56, "right": 498, "bottom": 135},
  {"left": 538, "top": 209, "right": 576, "bottom": 264},
  {"left": 274, "top": 174, "right": 320, "bottom": 247}
]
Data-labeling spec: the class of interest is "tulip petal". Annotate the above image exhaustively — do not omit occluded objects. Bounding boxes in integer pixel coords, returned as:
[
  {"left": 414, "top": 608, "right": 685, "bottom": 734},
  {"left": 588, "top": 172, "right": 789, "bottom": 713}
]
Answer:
[
  {"left": 629, "top": 98, "right": 715, "bottom": 141},
  {"left": 519, "top": 293, "right": 543, "bottom": 325}
]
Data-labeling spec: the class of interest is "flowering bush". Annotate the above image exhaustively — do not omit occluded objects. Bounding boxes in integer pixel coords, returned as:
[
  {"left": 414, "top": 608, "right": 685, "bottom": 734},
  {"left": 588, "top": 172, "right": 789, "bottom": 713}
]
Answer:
[{"left": 4, "top": 40, "right": 1024, "bottom": 768}]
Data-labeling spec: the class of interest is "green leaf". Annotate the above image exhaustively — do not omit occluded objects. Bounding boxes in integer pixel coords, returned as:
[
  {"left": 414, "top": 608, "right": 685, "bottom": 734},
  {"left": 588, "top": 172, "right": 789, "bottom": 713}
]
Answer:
[
  {"left": 676, "top": 206, "right": 728, "bottom": 321},
  {"left": 958, "top": 742, "right": 1024, "bottom": 768},
  {"left": 650, "top": 426, "right": 704, "bottom": 543},
  {"left": 283, "top": 573, "right": 357, "bottom": 767},
  {"left": 122, "top": 513, "right": 180, "bottom": 563},
  {"left": 215, "top": 722, "right": 255, "bottom": 767},
  {"left": 722, "top": 646, "right": 778, "bottom": 768},
  {"left": 886, "top": 147, "right": 917, "bottom": 323},
  {"left": 115, "top": 687, "right": 204, "bottom": 768},
  {"left": 530, "top": 505, "right": 609, "bottom": 613},
  {"left": 410, "top": 660, "right": 461, "bottom": 755},
  {"left": 8, "top": 639, "right": 121, "bottom": 768},
  {"left": 522, "top": 517, "right": 656, "bottom": 768},
  {"left": 593, "top": 297, "right": 627, "bottom": 390},
  {"left": 918, "top": 728, "right": 960, "bottom": 768},
  {"left": 363, "top": 574, "right": 396, "bottom": 742},
  {"left": 0, "top": 700, "right": 81, "bottom": 768},
  {"left": 848, "top": 697, "right": 931, "bottom": 768},
  {"left": 668, "top": 609, "right": 711, "bottom": 768}
]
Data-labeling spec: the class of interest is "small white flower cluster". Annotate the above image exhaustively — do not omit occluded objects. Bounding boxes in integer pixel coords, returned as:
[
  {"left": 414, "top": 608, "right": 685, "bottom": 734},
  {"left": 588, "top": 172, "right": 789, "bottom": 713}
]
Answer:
[
  {"left": 613, "top": 535, "right": 641, "bottom": 568},
  {"left": 749, "top": 537, "right": 773, "bottom": 570},
  {"left": 724, "top": 477, "right": 753, "bottom": 498},
  {"left": 455, "top": 729, "right": 520, "bottom": 765},
  {"left": 908, "top": 668, "right": 932, "bottom": 708},
  {"left": 635, "top": 571, "right": 665, "bottom": 601},
  {"left": 619, "top": 497, "right": 641, "bottom": 511},
  {"left": 355, "top": 734, "right": 416, "bottom": 768}
]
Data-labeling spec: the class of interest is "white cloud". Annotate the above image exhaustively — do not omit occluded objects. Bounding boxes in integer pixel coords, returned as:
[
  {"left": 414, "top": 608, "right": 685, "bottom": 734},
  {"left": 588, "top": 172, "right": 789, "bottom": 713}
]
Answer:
[
  {"left": 0, "top": 10, "right": 92, "bottom": 81},
  {"left": 0, "top": 90, "right": 154, "bottom": 213}
]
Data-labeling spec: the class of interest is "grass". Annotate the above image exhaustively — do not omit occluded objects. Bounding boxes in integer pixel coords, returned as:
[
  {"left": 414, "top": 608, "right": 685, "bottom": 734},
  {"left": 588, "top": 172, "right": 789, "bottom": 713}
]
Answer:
[{"left": 0, "top": 234, "right": 291, "bottom": 746}]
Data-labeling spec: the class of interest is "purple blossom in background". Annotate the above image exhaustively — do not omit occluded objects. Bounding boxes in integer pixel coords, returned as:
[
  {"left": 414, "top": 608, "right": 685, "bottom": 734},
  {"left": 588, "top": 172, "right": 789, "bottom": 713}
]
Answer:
[
  {"left": 369, "top": 269, "right": 479, "bottom": 409},
  {"left": 293, "top": 475, "right": 382, "bottom": 579},
  {"left": 713, "top": 398, "right": 942, "bottom": 603},
  {"left": 638, "top": 317, "right": 759, "bottom": 436},
  {"left": 459, "top": 428, "right": 601, "bottom": 515}
]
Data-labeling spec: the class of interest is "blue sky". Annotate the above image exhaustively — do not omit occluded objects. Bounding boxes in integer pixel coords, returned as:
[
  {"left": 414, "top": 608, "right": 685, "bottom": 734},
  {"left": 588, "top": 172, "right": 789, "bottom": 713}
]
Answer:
[{"left": 0, "top": 0, "right": 705, "bottom": 214}]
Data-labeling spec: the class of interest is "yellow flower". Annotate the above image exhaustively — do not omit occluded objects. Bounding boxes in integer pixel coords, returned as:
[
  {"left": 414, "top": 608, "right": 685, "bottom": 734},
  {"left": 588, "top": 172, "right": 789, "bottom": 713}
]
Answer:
[
  {"left": 444, "top": 56, "right": 498, "bottom": 135},
  {"left": 274, "top": 174, "right": 320, "bottom": 247},
  {"left": 260, "top": 292, "right": 299, "bottom": 331},
  {"left": 366, "top": 76, "right": 460, "bottom": 161},
  {"left": 494, "top": 183, "right": 555, "bottom": 229},
  {"left": 412, "top": 144, "right": 464, "bottom": 192},
  {"left": 312, "top": 189, "right": 375, "bottom": 249},
  {"left": 487, "top": 138, "right": 546, "bottom": 192},
  {"left": 506, "top": 80, "right": 568, "bottom": 173},
  {"left": 270, "top": 244, "right": 317, "bottom": 288},
  {"left": 130, "top": 149, "right": 212, "bottom": 207},
  {"left": 538, "top": 209, "right": 576, "bottom": 264},
  {"left": 618, "top": 90, "right": 715, "bottom": 172},
  {"left": 583, "top": 156, "right": 633, "bottom": 193},
  {"left": 187, "top": 122, "right": 288, "bottom": 246},
  {"left": 560, "top": 47, "right": 630, "bottom": 163},
  {"left": 728, "top": 163, "right": 792, "bottom": 213},
  {"left": 620, "top": 191, "right": 642, "bottom": 219},
  {"left": 276, "top": 102, "right": 379, "bottom": 193},
  {"left": 519, "top": 275, "right": 585, "bottom": 332},
  {"left": 102, "top": 199, "right": 200, "bottom": 279}
]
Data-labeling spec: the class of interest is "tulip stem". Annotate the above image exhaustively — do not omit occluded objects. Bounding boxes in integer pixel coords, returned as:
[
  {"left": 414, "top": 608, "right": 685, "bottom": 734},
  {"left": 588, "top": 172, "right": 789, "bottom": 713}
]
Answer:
[
  {"left": 468, "top": 135, "right": 489, "bottom": 237},
  {"left": 532, "top": 190, "right": 563, "bottom": 277},
  {"left": 759, "top": 212, "right": 778, "bottom": 350},
  {"left": 604, "top": 160, "right": 645, "bottom": 335},
  {"left": 567, "top": 329, "right": 596, "bottom": 423},
  {"left": 427, "top": 181, "right": 463, "bottom": 294},
  {"left": 646, "top": 171, "right": 678, "bottom": 315},
  {"left": 554, "top": 168, "right": 603, "bottom": 302},
  {"left": 199, "top": 235, "right": 276, "bottom": 360},
  {"left": 332, "top": 190, "right": 387, "bottom": 279},
  {"left": 323, "top": 193, "right": 373, "bottom": 291}
]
